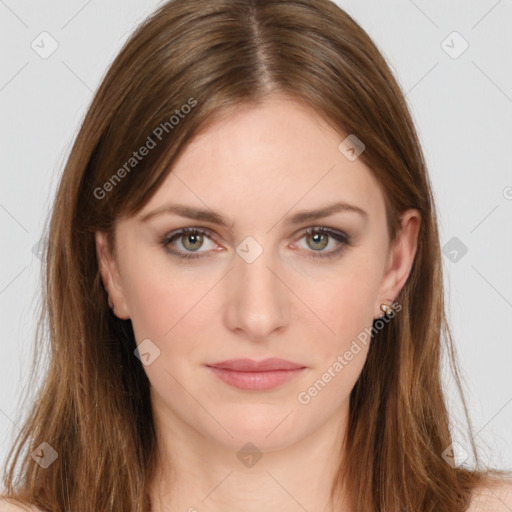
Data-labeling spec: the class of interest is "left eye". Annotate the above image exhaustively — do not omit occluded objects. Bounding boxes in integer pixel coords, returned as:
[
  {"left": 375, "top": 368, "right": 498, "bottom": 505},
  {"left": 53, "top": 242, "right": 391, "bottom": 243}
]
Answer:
[
  {"left": 296, "top": 227, "right": 348, "bottom": 256},
  {"left": 160, "top": 226, "right": 350, "bottom": 260}
]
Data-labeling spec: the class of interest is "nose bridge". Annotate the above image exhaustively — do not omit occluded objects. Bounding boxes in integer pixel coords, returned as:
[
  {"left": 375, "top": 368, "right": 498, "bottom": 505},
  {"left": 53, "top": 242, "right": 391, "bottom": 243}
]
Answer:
[{"left": 224, "top": 235, "right": 288, "bottom": 339}]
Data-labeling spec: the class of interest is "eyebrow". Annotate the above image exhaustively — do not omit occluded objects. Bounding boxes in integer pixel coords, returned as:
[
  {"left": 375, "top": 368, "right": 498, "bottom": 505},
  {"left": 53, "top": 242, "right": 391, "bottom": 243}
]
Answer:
[{"left": 139, "top": 201, "right": 368, "bottom": 227}]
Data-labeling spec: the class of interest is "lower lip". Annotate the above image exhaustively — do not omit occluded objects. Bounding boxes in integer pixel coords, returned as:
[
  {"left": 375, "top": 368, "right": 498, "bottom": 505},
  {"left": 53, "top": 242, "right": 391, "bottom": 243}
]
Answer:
[{"left": 207, "top": 366, "right": 306, "bottom": 391}]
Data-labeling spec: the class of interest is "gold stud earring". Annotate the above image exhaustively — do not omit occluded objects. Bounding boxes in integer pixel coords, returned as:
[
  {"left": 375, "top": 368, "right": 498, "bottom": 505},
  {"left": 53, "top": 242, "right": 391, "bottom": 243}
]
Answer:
[{"left": 380, "top": 303, "right": 392, "bottom": 315}]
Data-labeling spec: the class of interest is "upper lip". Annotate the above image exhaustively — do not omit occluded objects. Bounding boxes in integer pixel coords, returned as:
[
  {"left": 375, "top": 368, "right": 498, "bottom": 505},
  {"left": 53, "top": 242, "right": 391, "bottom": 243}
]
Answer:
[{"left": 207, "top": 358, "right": 306, "bottom": 372}]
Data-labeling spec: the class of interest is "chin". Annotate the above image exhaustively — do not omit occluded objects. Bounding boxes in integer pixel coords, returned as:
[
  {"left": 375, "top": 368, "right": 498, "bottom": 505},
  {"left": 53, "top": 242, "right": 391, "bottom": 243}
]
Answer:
[
  {"left": 214, "top": 426, "right": 301, "bottom": 455},
  {"left": 203, "top": 405, "right": 306, "bottom": 449}
]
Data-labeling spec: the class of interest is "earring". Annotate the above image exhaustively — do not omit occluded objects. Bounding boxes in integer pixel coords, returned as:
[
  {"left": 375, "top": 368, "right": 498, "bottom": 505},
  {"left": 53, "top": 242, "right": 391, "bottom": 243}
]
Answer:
[{"left": 380, "top": 303, "right": 392, "bottom": 315}]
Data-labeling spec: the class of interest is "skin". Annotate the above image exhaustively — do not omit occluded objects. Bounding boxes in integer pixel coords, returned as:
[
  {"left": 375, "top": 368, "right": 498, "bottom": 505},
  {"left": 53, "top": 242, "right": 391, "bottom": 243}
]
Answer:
[{"left": 95, "top": 96, "right": 421, "bottom": 512}]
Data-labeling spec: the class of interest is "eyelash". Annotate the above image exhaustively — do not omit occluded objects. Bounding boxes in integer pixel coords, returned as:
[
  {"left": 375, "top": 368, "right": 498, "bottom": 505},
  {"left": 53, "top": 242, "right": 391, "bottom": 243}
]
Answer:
[{"left": 159, "top": 226, "right": 351, "bottom": 261}]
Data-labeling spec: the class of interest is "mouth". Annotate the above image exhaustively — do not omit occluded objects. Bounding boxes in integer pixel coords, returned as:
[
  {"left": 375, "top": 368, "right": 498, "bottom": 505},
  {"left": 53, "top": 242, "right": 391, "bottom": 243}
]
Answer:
[{"left": 205, "top": 358, "right": 307, "bottom": 391}]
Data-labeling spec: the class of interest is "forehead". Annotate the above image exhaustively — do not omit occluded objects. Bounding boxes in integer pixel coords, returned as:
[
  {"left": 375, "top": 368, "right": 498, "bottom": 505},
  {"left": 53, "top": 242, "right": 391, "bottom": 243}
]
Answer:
[{"left": 140, "top": 97, "right": 386, "bottom": 225}]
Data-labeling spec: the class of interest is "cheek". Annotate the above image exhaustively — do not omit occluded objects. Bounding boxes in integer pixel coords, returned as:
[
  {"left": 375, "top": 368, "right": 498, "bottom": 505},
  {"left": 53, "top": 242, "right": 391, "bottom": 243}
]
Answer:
[
  {"left": 301, "top": 256, "right": 382, "bottom": 356},
  {"left": 121, "top": 252, "right": 220, "bottom": 359},
  {"left": 118, "top": 247, "right": 190, "bottom": 342},
  {"left": 124, "top": 272, "right": 176, "bottom": 340},
  {"left": 295, "top": 267, "right": 378, "bottom": 411}
]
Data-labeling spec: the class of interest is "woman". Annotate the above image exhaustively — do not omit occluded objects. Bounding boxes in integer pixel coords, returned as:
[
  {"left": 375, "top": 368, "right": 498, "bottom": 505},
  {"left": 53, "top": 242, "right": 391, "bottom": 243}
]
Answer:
[{"left": 1, "top": 0, "right": 511, "bottom": 510}]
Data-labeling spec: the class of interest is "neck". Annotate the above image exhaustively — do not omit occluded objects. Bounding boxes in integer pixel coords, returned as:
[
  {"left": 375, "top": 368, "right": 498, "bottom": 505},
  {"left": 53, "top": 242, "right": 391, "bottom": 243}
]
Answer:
[{"left": 148, "top": 394, "right": 352, "bottom": 512}]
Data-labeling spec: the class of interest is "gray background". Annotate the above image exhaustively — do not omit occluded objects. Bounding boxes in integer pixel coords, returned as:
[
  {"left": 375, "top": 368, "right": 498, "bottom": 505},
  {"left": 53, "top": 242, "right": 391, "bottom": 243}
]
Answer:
[{"left": 1, "top": 0, "right": 511, "bottom": 473}]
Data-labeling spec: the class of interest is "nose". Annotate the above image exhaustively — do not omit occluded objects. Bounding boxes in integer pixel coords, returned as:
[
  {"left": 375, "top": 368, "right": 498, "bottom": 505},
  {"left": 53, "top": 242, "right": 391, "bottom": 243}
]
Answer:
[{"left": 223, "top": 243, "right": 290, "bottom": 342}]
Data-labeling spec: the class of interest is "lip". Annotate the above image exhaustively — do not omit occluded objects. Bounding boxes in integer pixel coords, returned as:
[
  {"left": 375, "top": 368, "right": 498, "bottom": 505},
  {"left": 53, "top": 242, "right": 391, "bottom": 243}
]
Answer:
[
  {"left": 206, "top": 358, "right": 307, "bottom": 391},
  {"left": 208, "top": 358, "right": 305, "bottom": 372}
]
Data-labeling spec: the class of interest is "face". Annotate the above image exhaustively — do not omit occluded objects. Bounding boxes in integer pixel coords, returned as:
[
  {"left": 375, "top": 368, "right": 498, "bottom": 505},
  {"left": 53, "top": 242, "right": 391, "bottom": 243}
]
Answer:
[{"left": 96, "top": 96, "right": 420, "bottom": 453}]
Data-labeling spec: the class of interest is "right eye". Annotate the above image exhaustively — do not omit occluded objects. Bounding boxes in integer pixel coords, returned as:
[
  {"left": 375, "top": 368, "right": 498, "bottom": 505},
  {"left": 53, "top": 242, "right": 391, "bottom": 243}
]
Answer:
[{"left": 160, "top": 227, "right": 219, "bottom": 260}]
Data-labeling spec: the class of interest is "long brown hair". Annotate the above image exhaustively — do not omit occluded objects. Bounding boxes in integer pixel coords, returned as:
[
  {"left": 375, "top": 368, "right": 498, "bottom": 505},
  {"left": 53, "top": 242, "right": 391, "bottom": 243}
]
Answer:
[{"left": 2, "top": 0, "right": 509, "bottom": 510}]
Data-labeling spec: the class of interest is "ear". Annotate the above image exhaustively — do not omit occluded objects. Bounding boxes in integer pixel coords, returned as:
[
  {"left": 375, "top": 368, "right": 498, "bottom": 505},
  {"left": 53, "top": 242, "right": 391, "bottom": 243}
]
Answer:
[
  {"left": 375, "top": 208, "right": 421, "bottom": 318},
  {"left": 95, "top": 231, "right": 131, "bottom": 320}
]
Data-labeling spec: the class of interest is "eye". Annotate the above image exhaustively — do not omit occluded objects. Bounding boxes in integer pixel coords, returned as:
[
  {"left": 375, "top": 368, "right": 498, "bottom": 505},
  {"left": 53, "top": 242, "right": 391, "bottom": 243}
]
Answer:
[
  {"left": 160, "top": 227, "right": 218, "bottom": 260},
  {"left": 294, "top": 227, "right": 350, "bottom": 259},
  {"left": 160, "top": 226, "right": 351, "bottom": 261}
]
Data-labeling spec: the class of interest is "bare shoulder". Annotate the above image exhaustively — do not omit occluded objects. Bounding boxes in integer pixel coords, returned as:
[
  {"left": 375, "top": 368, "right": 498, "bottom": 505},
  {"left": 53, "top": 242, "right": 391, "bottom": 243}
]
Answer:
[
  {"left": 466, "top": 478, "right": 512, "bottom": 511},
  {"left": 0, "top": 499, "right": 42, "bottom": 512}
]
